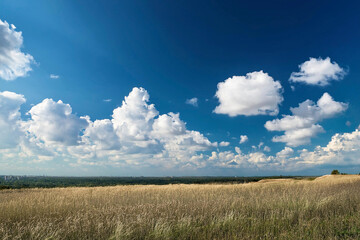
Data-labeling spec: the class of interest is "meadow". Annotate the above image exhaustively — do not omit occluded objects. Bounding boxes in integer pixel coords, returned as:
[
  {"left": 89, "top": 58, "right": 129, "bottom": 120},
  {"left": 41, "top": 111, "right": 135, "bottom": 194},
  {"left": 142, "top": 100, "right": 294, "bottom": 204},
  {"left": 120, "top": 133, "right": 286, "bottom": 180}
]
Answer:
[{"left": 1, "top": 175, "right": 360, "bottom": 239}]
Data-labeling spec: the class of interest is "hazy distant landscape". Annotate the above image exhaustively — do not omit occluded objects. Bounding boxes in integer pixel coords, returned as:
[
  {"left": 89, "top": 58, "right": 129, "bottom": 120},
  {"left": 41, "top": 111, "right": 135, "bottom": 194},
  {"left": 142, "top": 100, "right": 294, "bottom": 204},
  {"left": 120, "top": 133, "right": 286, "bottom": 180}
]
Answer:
[
  {"left": 1, "top": 175, "right": 360, "bottom": 239},
  {"left": 0, "top": 175, "right": 311, "bottom": 189}
]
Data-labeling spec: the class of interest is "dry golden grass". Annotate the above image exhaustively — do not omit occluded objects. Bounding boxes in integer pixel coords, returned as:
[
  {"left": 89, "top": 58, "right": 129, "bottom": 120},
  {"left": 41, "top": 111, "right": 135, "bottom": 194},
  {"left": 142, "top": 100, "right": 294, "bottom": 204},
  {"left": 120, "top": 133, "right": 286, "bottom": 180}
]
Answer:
[{"left": 1, "top": 175, "right": 360, "bottom": 239}]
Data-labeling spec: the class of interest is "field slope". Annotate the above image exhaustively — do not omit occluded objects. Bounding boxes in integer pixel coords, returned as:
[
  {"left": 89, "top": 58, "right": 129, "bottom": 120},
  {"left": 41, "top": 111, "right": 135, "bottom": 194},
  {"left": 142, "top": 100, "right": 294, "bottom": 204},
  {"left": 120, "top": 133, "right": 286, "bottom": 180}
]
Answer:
[{"left": 1, "top": 175, "right": 360, "bottom": 239}]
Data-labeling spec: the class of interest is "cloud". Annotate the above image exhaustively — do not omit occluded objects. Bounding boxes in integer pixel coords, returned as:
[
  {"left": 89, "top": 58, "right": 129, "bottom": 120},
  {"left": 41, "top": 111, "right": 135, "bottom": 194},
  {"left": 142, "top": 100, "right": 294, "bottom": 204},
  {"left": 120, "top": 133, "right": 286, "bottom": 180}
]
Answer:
[
  {"left": 289, "top": 57, "right": 346, "bottom": 86},
  {"left": 214, "top": 71, "right": 283, "bottom": 116},
  {"left": 263, "top": 146, "right": 271, "bottom": 152},
  {"left": 1, "top": 87, "right": 358, "bottom": 173},
  {"left": 111, "top": 87, "right": 159, "bottom": 146},
  {"left": 239, "top": 135, "right": 248, "bottom": 144},
  {"left": 55, "top": 88, "right": 215, "bottom": 166},
  {"left": 295, "top": 129, "right": 360, "bottom": 167},
  {"left": 265, "top": 93, "right": 347, "bottom": 146},
  {"left": 89, "top": 89, "right": 214, "bottom": 168},
  {"left": 219, "top": 141, "right": 230, "bottom": 147},
  {"left": 103, "top": 99, "right": 112, "bottom": 102},
  {"left": 0, "top": 19, "right": 34, "bottom": 81},
  {"left": 0, "top": 91, "right": 26, "bottom": 149},
  {"left": 152, "top": 112, "right": 186, "bottom": 139},
  {"left": 81, "top": 119, "right": 119, "bottom": 150},
  {"left": 291, "top": 93, "right": 348, "bottom": 120},
  {"left": 24, "top": 98, "right": 89, "bottom": 146},
  {"left": 208, "top": 148, "right": 274, "bottom": 168},
  {"left": 271, "top": 124, "right": 324, "bottom": 147},
  {"left": 276, "top": 147, "right": 294, "bottom": 158},
  {"left": 50, "top": 74, "right": 60, "bottom": 79},
  {"left": 67, "top": 88, "right": 215, "bottom": 167},
  {"left": 0, "top": 87, "right": 217, "bottom": 167},
  {"left": 193, "top": 127, "right": 360, "bottom": 171},
  {"left": 185, "top": 97, "right": 198, "bottom": 107}
]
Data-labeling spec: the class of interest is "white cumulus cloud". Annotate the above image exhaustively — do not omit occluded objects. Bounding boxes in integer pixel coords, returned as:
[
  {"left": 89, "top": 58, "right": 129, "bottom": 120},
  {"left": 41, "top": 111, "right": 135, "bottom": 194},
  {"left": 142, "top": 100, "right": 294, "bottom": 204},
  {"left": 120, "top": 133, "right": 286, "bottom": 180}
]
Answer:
[
  {"left": 67, "top": 88, "right": 215, "bottom": 165},
  {"left": 185, "top": 97, "right": 198, "bottom": 107},
  {"left": 152, "top": 112, "right": 186, "bottom": 139},
  {"left": 295, "top": 129, "right": 360, "bottom": 167},
  {"left": 289, "top": 57, "right": 346, "bottom": 86},
  {"left": 0, "top": 87, "right": 217, "bottom": 167},
  {"left": 214, "top": 71, "right": 283, "bottom": 116},
  {"left": 194, "top": 127, "right": 360, "bottom": 171},
  {"left": 1, "top": 87, "right": 358, "bottom": 173},
  {"left": 0, "top": 91, "right": 26, "bottom": 148},
  {"left": 82, "top": 119, "right": 120, "bottom": 150},
  {"left": 276, "top": 147, "right": 294, "bottom": 159},
  {"left": 265, "top": 93, "right": 347, "bottom": 146},
  {"left": 111, "top": 87, "right": 159, "bottom": 147},
  {"left": 239, "top": 135, "right": 248, "bottom": 144},
  {"left": 0, "top": 19, "right": 34, "bottom": 81},
  {"left": 24, "top": 99, "right": 89, "bottom": 146},
  {"left": 263, "top": 146, "right": 271, "bottom": 152},
  {"left": 219, "top": 141, "right": 230, "bottom": 147}
]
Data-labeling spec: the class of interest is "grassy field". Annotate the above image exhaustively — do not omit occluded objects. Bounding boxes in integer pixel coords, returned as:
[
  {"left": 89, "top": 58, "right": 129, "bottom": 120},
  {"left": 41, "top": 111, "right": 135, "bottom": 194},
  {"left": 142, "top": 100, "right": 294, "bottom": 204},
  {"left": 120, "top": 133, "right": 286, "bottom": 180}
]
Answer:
[{"left": 1, "top": 175, "right": 360, "bottom": 239}]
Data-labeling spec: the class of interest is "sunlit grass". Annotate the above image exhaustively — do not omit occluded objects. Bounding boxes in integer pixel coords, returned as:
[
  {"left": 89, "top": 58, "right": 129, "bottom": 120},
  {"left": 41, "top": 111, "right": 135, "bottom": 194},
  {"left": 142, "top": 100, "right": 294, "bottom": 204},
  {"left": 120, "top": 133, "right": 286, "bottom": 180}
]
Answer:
[{"left": 1, "top": 175, "right": 360, "bottom": 239}]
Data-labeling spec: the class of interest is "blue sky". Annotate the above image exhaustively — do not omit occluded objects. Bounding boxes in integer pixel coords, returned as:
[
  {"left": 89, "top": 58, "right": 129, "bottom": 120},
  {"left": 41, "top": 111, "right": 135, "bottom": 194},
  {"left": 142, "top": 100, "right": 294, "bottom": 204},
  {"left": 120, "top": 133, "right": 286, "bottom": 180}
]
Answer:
[{"left": 1, "top": 0, "right": 360, "bottom": 176}]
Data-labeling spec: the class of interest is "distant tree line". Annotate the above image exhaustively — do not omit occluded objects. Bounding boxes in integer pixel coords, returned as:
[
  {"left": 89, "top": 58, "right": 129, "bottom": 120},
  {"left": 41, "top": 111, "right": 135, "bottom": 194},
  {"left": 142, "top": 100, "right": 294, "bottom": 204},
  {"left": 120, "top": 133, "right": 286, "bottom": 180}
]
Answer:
[
  {"left": 331, "top": 170, "right": 353, "bottom": 175},
  {"left": 0, "top": 175, "right": 312, "bottom": 189}
]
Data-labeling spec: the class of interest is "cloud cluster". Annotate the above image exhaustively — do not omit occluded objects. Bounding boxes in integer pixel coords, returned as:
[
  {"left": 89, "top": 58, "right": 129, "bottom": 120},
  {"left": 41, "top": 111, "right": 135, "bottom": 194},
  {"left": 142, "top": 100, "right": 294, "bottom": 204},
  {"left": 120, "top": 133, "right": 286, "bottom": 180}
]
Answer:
[
  {"left": 214, "top": 71, "right": 283, "bottom": 116},
  {"left": 208, "top": 147, "right": 278, "bottom": 169},
  {"left": 1, "top": 88, "right": 360, "bottom": 173},
  {"left": 293, "top": 128, "right": 360, "bottom": 167},
  {"left": 0, "top": 19, "right": 34, "bottom": 81},
  {"left": 289, "top": 57, "right": 346, "bottom": 86},
  {"left": 265, "top": 93, "right": 347, "bottom": 146},
  {"left": 206, "top": 127, "right": 360, "bottom": 170},
  {"left": 203, "top": 126, "right": 360, "bottom": 170},
  {"left": 0, "top": 88, "right": 217, "bottom": 168}
]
